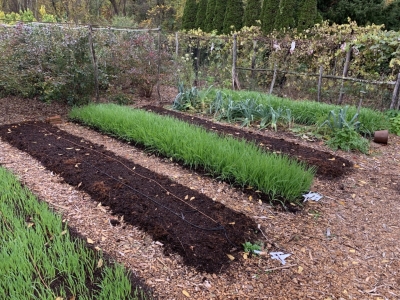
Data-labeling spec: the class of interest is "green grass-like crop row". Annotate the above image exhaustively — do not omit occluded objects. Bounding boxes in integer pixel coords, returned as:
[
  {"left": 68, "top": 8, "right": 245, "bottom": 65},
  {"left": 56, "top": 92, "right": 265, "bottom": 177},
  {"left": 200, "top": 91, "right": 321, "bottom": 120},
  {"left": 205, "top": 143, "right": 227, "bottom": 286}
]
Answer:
[
  {"left": 0, "top": 166, "right": 149, "bottom": 300},
  {"left": 69, "top": 104, "right": 315, "bottom": 203},
  {"left": 200, "top": 89, "right": 389, "bottom": 134}
]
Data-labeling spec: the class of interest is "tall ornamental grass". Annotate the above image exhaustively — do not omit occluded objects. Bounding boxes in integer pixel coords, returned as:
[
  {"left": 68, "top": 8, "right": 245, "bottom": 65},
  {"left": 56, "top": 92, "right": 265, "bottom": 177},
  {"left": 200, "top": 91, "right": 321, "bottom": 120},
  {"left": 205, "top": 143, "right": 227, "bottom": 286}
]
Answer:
[
  {"left": 0, "top": 166, "right": 149, "bottom": 300},
  {"left": 69, "top": 104, "right": 315, "bottom": 202},
  {"left": 201, "top": 88, "right": 389, "bottom": 134}
]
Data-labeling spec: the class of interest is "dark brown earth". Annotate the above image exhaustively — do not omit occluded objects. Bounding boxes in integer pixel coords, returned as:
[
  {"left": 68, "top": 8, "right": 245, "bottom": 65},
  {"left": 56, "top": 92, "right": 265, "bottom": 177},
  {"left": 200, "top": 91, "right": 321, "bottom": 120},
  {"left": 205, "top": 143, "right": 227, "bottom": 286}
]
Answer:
[
  {"left": 0, "top": 121, "right": 260, "bottom": 274},
  {"left": 142, "top": 105, "right": 353, "bottom": 179}
]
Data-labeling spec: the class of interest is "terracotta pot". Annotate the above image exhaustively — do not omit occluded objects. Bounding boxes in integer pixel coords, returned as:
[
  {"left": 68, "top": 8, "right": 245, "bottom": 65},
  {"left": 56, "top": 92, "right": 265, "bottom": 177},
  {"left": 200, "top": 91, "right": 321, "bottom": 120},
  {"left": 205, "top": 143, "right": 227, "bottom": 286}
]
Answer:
[{"left": 373, "top": 130, "right": 389, "bottom": 144}]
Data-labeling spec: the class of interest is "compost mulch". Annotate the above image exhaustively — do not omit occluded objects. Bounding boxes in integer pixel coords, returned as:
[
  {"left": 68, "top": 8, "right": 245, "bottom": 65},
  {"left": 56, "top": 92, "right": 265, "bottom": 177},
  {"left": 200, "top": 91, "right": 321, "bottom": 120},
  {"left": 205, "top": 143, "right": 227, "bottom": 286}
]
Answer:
[
  {"left": 1, "top": 95, "right": 400, "bottom": 299},
  {"left": 0, "top": 121, "right": 260, "bottom": 273},
  {"left": 141, "top": 105, "right": 352, "bottom": 179}
]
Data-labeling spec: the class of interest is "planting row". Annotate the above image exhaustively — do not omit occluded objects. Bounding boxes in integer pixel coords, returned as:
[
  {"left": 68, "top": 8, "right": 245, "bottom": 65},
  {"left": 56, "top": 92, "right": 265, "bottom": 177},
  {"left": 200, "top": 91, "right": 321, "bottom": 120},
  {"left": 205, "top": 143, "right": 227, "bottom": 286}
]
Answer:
[
  {"left": 173, "top": 88, "right": 390, "bottom": 153},
  {"left": 143, "top": 105, "right": 352, "bottom": 179},
  {"left": 0, "top": 122, "right": 260, "bottom": 273},
  {"left": 0, "top": 166, "right": 150, "bottom": 299},
  {"left": 177, "top": 88, "right": 390, "bottom": 134},
  {"left": 69, "top": 103, "right": 315, "bottom": 203}
]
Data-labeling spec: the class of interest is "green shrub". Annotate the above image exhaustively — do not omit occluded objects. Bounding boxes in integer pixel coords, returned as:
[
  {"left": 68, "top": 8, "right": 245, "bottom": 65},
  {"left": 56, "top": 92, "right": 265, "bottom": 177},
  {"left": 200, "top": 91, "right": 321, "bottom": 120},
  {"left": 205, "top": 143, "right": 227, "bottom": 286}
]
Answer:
[{"left": 389, "top": 114, "right": 400, "bottom": 135}]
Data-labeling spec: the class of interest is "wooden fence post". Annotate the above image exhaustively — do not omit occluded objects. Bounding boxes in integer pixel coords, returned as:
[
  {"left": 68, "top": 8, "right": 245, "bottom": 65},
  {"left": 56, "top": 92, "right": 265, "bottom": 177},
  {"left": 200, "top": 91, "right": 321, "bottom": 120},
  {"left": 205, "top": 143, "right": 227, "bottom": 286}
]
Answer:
[
  {"left": 156, "top": 27, "right": 161, "bottom": 103},
  {"left": 269, "top": 63, "right": 277, "bottom": 94},
  {"left": 175, "top": 32, "right": 179, "bottom": 57},
  {"left": 231, "top": 34, "right": 240, "bottom": 90},
  {"left": 88, "top": 25, "right": 99, "bottom": 102},
  {"left": 317, "top": 65, "right": 323, "bottom": 102},
  {"left": 390, "top": 72, "right": 400, "bottom": 109},
  {"left": 251, "top": 40, "right": 258, "bottom": 81},
  {"left": 337, "top": 46, "right": 352, "bottom": 105}
]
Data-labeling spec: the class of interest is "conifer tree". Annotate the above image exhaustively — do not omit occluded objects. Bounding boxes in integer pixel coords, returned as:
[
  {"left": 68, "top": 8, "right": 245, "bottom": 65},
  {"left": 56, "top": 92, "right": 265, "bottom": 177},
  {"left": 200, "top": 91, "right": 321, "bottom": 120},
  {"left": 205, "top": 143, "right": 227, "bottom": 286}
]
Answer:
[
  {"left": 223, "top": 0, "right": 244, "bottom": 33},
  {"left": 212, "top": 0, "right": 228, "bottom": 34},
  {"left": 182, "top": 0, "right": 198, "bottom": 30},
  {"left": 261, "top": 0, "right": 279, "bottom": 34},
  {"left": 196, "top": 0, "right": 208, "bottom": 30},
  {"left": 274, "top": 0, "right": 297, "bottom": 30},
  {"left": 297, "top": 0, "right": 318, "bottom": 31},
  {"left": 243, "top": 0, "right": 261, "bottom": 27},
  {"left": 204, "top": 0, "right": 217, "bottom": 32}
]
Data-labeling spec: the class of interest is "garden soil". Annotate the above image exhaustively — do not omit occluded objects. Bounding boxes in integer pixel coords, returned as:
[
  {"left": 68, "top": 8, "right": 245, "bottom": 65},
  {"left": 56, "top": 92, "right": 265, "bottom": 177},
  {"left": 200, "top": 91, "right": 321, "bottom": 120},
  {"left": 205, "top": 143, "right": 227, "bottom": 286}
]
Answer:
[{"left": 1, "top": 94, "right": 400, "bottom": 299}]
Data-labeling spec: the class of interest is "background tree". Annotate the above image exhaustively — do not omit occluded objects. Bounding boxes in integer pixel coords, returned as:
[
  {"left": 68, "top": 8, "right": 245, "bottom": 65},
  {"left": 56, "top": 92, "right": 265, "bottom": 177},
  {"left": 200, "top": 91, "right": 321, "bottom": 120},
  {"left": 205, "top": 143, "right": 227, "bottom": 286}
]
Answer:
[
  {"left": 182, "top": 0, "right": 197, "bottom": 30},
  {"left": 223, "top": 0, "right": 244, "bottom": 33},
  {"left": 261, "top": 0, "right": 279, "bottom": 34},
  {"left": 204, "top": 0, "right": 216, "bottom": 32},
  {"left": 213, "top": 0, "right": 228, "bottom": 33},
  {"left": 274, "top": 0, "right": 297, "bottom": 30},
  {"left": 243, "top": 0, "right": 261, "bottom": 27},
  {"left": 297, "top": 0, "right": 319, "bottom": 31},
  {"left": 196, "top": 0, "right": 208, "bottom": 30}
]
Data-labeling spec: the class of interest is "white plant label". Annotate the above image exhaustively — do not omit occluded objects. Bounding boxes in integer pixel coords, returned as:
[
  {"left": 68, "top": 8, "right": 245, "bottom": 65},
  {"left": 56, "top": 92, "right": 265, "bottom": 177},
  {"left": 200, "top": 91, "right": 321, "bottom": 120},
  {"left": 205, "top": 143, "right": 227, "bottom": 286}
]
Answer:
[
  {"left": 302, "top": 192, "right": 323, "bottom": 202},
  {"left": 270, "top": 252, "right": 291, "bottom": 265}
]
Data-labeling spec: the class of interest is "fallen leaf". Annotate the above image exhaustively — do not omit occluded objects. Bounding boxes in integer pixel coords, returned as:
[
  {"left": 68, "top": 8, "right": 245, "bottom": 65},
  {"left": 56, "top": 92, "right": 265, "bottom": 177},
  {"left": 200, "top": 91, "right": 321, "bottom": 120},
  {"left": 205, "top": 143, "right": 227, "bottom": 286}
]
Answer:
[
  {"left": 248, "top": 196, "right": 253, "bottom": 201},
  {"left": 328, "top": 157, "right": 335, "bottom": 161},
  {"left": 97, "top": 258, "right": 103, "bottom": 268},
  {"left": 227, "top": 254, "right": 235, "bottom": 261},
  {"left": 182, "top": 290, "right": 190, "bottom": 298},
  {"left": 297, "top": 266, "right": 303, "bottom": 274},
  {"left": 190, "top": 197, "right": 195, "bottom": 201},
  {"left": 184, "top": 195, "right": 189, "bottom": 200},
  {"left": 228, "top": 222, "right": 235, "bottom": 225},
  {"left": 26, "top": 222, "right": 34, "bottom": 228},
  {"left": 87, "top": 238, "right": 94, "bottom": 244},
  {"left": 349, "top": 249, "right": 356, "bottom": 253},
  {"left": 243, "top": 253, "right": 248, "bottom": 259},
  {"left": 55, "top": 297, "right": 63, "bottom": 300},
  {"left": 61, "top": 230, "right": 67, "bottom": 236}
]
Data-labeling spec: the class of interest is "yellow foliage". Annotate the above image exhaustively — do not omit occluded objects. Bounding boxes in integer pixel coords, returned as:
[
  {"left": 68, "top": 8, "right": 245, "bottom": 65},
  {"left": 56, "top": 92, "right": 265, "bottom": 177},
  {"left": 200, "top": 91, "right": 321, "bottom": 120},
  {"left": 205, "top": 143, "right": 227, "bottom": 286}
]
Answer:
[{"left": 39, "top": 5, "right": 46, "bottom": 17}]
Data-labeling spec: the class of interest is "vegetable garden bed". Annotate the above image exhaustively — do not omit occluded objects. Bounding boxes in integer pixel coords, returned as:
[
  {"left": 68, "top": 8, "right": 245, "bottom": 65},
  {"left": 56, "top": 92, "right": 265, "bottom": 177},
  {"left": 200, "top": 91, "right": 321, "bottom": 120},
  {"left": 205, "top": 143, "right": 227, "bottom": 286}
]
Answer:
[
  {"left": 142, "top": 105, "right": 353, "bottom": 179},
  {"left": 0, "top": 121, "right": 260, "bottom": 273}
]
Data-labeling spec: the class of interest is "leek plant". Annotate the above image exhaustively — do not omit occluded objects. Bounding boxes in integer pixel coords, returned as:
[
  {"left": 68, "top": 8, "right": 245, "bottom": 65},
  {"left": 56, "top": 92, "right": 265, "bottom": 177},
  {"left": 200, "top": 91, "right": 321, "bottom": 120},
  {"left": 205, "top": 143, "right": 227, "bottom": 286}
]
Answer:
[
  {"left": 0, "top": 167, "right": 150, "bottom": 300},
  {"left": 70, "top": 103, "right": 315, "bottom": 203}
]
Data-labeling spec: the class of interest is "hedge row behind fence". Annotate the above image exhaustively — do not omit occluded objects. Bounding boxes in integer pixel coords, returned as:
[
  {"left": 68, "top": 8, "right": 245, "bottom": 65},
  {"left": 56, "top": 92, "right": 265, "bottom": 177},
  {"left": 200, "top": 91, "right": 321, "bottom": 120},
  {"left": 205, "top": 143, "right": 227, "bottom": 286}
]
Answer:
[
  {"left": 0, "top": 21, "right": 399, "bottom": 110},
  {"left": 0, "top": 23, "right": 172, "bottom": 105}
]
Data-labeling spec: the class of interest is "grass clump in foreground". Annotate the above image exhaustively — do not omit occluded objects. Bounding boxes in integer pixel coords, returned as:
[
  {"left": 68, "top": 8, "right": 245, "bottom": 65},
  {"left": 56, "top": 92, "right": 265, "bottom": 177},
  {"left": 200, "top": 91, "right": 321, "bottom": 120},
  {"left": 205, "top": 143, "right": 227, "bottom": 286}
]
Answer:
[
  {"left": 69, "top": 103, "right": 315, "bottom": 203},
  {"left": 0, "top": 166, "right": 150, "bottom": 300}
]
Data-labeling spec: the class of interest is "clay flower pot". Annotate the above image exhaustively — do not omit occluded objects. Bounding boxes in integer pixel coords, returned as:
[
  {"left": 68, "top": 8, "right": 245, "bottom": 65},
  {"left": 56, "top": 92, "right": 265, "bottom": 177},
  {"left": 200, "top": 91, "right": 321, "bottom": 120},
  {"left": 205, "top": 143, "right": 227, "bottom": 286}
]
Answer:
[{"left": 373, "top": 130, "right": 389, "bottom": 144}]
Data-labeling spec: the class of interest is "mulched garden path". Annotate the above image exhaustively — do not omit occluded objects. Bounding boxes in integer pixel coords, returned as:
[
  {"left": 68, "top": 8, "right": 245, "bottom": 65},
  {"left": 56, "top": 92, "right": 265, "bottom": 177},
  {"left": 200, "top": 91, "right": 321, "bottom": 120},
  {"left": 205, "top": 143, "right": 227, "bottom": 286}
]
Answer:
[
  {"left": 142, "top": 105, "right": 352, "bottom": 179},
  {"left": 0, "top": 121, "right": 260, "bottom": 274},
  {"left": 1, "top": 95, "right": 400, "bottom": 299}
]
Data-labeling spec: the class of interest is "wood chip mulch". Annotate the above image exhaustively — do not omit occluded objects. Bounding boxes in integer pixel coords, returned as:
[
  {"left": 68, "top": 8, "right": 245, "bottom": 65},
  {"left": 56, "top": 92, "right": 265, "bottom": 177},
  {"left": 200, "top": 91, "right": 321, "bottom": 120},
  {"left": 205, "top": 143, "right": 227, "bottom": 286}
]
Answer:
[{"left": 1, "top": 95, "right": 400, "bottom": 300}]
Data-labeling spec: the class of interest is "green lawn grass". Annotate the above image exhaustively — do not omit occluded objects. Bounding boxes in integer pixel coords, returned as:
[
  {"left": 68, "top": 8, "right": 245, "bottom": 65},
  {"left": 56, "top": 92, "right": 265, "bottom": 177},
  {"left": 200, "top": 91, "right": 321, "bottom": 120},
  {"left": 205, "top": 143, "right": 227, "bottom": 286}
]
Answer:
[
  {"left": 0, "top": 166, "right": 150, "bottom": 300},
  {"left": 69, "top": 103, "right": 315, "bottom": 203}
]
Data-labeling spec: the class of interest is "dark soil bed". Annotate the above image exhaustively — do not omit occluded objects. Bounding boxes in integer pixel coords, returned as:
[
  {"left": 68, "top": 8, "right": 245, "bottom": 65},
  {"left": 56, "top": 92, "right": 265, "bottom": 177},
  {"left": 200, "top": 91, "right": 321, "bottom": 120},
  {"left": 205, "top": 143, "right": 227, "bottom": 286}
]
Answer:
[
  {"left": 142, "top": 105, "right": 353, "bottom": 179},
  {"left": 0, "top": 121, "right": 260, "bottom": 274}
]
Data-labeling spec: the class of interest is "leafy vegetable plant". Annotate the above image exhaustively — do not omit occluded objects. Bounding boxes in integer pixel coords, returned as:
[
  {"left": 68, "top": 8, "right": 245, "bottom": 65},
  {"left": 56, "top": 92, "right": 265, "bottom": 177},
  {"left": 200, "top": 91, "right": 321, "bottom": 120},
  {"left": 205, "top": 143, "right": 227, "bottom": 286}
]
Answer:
[
  {"left": 243, "top": 242, "right": 262, "bottom": 254},
  {"left": 325, "top": 127, "right": 370, "bottom": 154}
]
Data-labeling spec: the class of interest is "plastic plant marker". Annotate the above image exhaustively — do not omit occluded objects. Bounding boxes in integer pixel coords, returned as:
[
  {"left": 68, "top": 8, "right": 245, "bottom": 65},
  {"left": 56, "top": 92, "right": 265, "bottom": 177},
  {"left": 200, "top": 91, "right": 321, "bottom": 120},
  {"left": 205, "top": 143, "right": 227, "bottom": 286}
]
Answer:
[
  {"left": 303, "top": 192, "right": 323, "bottom": 202},
  {"left": 270, "top": 252, "right": 291, "bottom": 265}
]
